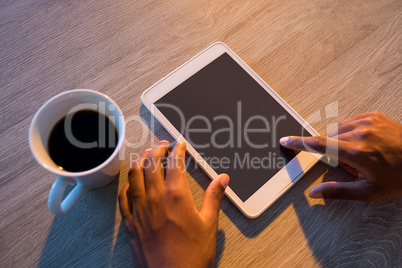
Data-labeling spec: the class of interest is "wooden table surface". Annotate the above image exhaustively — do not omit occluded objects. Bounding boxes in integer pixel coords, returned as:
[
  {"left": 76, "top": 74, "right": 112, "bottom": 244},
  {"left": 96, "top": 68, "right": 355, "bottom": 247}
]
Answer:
[{"left": 1, "top": 1, "right": 401, "bottom": 267}]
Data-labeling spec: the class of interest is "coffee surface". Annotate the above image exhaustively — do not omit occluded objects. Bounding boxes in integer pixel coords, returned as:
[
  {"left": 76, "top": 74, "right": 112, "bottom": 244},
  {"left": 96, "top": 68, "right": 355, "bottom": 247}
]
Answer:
[{"left": 48, "top": 110, "right": 118, "bottom": 172}]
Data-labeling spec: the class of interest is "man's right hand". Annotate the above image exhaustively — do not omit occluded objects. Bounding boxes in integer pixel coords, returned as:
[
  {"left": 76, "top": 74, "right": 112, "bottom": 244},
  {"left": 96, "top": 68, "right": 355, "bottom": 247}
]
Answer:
[{"left": 280, "top": 111, "right": 402, "bottom": 201}]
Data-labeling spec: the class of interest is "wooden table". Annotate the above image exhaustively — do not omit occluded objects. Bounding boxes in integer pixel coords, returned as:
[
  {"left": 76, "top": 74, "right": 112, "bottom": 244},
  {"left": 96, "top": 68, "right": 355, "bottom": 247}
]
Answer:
[{"left": 1, "top": 1, "right": 401, "bottom": 267}]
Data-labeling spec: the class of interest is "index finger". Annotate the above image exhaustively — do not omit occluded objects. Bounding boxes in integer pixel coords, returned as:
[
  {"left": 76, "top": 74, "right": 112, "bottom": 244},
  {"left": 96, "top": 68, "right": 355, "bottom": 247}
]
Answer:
[{"left": 279, "top": 135, "right": 354, "bottom": 164}]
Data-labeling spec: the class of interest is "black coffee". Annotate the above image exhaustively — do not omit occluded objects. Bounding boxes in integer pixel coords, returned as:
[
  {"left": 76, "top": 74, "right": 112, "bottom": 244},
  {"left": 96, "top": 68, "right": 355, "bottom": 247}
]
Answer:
[{"left": 48, "top": 110, "right": 118, "bottom": 172}]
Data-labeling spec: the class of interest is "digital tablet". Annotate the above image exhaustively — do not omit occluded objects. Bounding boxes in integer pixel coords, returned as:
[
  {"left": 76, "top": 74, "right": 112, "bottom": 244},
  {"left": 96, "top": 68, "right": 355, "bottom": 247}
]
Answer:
[{"left": 142, "top": 42, "right": 321, "bottom": 218}]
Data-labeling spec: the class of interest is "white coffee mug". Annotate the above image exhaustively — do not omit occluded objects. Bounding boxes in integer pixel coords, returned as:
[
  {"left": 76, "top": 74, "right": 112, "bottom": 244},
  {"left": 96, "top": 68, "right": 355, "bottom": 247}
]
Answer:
[{"left": 29, "top": 89, "right": 125, "bottom": 215}]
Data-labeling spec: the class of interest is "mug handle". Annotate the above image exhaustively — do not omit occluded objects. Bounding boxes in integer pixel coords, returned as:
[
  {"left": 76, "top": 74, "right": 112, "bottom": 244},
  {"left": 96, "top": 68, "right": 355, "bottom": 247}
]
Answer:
[{"left": 48, "top": 176, "right": 89, "bottom": 215}]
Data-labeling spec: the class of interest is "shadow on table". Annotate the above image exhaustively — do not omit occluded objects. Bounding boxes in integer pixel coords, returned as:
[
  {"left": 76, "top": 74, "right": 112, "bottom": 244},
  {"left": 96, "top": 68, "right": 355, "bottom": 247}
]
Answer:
[
  {"left": 139, "top": 104, "right": 377, "bottom": 266},
  {"left": 109, "top": 220, "right": 226, "bottom": 267},
  {"left": 38, "top": 175, "right": 120, "bottom": 267},
  {"left": 291, "top": 164, "right": 373, "bottom": 266}
]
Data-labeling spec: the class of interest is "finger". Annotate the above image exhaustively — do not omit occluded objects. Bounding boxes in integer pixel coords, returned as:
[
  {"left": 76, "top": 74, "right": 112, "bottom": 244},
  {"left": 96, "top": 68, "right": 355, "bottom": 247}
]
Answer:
[
  {"left": 330, "top": 132, "right": 355, "bottom": 142},
  {"left": 118, "top": 182, "right": 132, "bottom": 219},
  {"left": 338, "top": 112, "right": 374, "bottom": 126},
  {"left": 279, "top": 136, "right": 353, "bottom": 163},
  {"left": 166, "top": 141, "right": 188, "bottom": 189},
  {"left": 144, "top": 140, "right": 170, "bottom": 195},
  {"left": 339, "top": 161, "right": 359, "bottom": 176},
  {"left": 329, "top": 118, "right": 374, "bottom": 137},
  {"left": 309, "top": 180, "right": 378, "bottom": 201},
  {"left": 128, "top": 149, "right": 152, "bottom": 201},
  {"left": 200, "top": 174, "right": 229, "bottom": 223},
  {"left": 328, "top": 123, "right": 356, "bottom": 137},
  {"left": 333, "top": 127, "right": 375, "bottom": 143}
]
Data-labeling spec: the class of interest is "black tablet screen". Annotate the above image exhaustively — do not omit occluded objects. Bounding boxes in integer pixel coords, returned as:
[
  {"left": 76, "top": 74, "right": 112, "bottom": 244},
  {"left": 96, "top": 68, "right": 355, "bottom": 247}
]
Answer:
[{"left": 155, "top": 52, "right": 310, "bottom": 201}]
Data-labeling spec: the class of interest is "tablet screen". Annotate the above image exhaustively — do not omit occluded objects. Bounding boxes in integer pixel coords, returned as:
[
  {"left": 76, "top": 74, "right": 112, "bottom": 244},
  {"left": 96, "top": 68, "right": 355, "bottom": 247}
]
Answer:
[{"left": 156, "top": 52, "right": 310, "bottom": 201}]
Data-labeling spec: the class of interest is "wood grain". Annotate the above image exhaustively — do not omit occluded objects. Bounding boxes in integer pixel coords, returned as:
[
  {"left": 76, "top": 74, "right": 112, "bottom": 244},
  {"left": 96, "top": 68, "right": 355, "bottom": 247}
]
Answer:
[{"left": 1, "top": 0, "right": 401, "bottom": 267}]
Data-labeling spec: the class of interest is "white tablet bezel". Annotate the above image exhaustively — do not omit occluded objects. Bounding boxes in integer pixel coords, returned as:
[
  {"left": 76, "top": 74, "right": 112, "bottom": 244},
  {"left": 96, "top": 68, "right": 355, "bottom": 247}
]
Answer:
[{"left": 142, "top": 42, "right": 322, "bottom": 218}]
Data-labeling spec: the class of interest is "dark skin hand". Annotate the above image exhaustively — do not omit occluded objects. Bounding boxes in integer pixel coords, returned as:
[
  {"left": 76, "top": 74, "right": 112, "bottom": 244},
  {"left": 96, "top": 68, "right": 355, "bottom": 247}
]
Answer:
[
  {"left": 118, "top": 140, "right": 229, "bottom": 268},
  {"left": 118, "top": 112, "right": 401, "bottom": 267},
  {"left": 280, "top": 111, "right": 402, "bottom": 201}
]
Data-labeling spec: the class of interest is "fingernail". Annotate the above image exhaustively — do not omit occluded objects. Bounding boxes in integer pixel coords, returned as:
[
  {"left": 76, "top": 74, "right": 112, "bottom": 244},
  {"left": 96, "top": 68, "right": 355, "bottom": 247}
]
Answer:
[
  {"left": 159, "top": 140, "right": 169, "bottom": 144},
  {"left": 141, "top": 148, "right": 152, "bottom": 156},
  {"left": 220, "top": 174, "right": 230, "bottom": 189},
  {"left": 279, "top": 137, "right": 289, "bottom": 145},
  {"left": 179, "top": 141, "right": 186, "bottom": 147},
  {"left": 309, "top": 191, "right": 323, "bottom": 199}
]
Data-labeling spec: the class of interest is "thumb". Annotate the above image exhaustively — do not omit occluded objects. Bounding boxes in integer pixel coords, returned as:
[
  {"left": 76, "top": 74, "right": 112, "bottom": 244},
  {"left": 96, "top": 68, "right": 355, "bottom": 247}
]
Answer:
[
  {"left": 201, "top": 174, "right": 229, "bottom": 222},
  {"left": 309, "top": 180, "right": 378, "bottom": 201}
]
